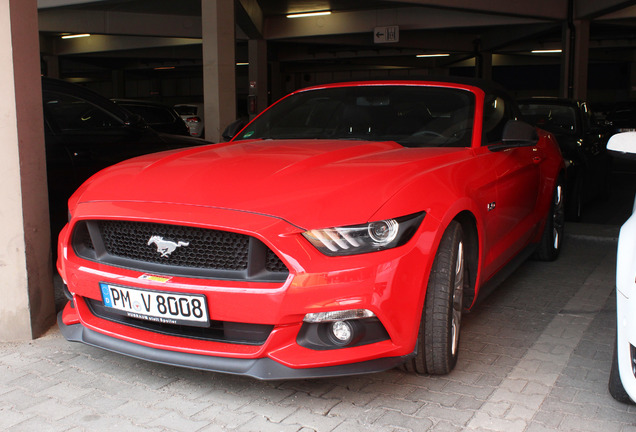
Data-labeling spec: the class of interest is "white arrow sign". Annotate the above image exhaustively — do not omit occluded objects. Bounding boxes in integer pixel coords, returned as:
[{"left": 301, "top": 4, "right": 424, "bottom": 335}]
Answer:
[{"left": 374, "top": 26, "right": 399, "bottom": 44}]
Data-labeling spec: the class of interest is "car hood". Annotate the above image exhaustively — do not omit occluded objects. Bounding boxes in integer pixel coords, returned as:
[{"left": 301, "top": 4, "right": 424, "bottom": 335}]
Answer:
[{"left": 73, "top": 139, "right": 464, "bottom": 229}]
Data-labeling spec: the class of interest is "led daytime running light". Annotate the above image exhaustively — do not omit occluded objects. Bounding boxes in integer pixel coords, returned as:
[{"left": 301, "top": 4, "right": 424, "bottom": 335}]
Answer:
[
  {"left": 305, "top": 219, "right": 398, "bottom": 253},
  {"left": 304, "top": 309, "right": 375, "bottom": 323}
]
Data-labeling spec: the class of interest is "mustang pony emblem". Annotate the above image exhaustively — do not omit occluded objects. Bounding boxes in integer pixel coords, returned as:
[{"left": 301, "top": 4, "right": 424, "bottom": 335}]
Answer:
[{"left": 148, "top": 235, "right": 190, "bottom": 257}]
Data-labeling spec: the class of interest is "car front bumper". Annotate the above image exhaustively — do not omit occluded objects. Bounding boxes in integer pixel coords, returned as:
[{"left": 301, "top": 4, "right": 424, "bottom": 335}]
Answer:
[
  {"left": 57, "top": 202, "right": 440, "bottom": 378},
  {"left": 615, "top": 197, "right": 636, "bottom": 400}
]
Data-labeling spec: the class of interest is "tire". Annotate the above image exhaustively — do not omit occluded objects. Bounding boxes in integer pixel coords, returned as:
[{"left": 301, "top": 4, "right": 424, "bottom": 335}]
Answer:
[
  {"left": 609, "top": 339, "right": 634, "bottom": 404},
  {"left": 534, "top": 181, "right": 565, "bottom": 262},
  {"left": 403, "top": 221, "right": 466, "bottom": 375}
]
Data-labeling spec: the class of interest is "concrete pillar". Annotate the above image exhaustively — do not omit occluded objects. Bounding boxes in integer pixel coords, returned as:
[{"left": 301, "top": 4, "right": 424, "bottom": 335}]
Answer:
[
  {"left": 560, "top": 21, "right": 573, "bottom": 98},
  {"left": 270, "top": 60, "right": 283, "bottom": 102},
  {"left": 0, "top": 0, "right": 56, "bottom": 341},
  {"left": 42, "top": 55, "right": 60, "bottom": 79},
  {"left": 112, "top": 69, "right": 125, "bottom": 98},
  {"left": 476, "top": 51, "right": 492, "bottom": 81},
  {"left": 572, "top": 20, "right": 590, "bottom": 101},
  {"left": 202, "top": 0, "right": 236, "bottom": 142},
  {"left": 560, "top": 19, "right": 590, "bottom": 100},
  {"left": 248, "top": 39, "right": 268, "bottom": 119},
  {"left": 630, "top": 62, "right": 636, "bottom": 99}
]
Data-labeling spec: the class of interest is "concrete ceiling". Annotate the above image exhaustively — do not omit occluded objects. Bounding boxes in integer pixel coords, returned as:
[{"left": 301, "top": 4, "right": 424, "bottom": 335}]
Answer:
[{"left": 36, "top": 0, "right": 636, "bottom": 83}]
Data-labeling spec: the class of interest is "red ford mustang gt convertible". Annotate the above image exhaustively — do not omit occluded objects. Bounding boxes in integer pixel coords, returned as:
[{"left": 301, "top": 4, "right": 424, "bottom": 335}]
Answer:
[{"left": 57, "top": 79, "right": 565, "bottom": 379}]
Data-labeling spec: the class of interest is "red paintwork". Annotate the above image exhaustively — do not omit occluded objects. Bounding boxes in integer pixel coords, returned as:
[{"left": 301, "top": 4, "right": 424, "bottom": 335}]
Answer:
[{"left": 57, "top": 80, "right": 565, "bottom": 373}]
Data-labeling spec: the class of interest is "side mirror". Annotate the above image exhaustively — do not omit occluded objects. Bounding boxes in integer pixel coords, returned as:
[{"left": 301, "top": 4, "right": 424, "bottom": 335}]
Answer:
[
  {"left": 489, "top": 120, "right": 538, "bottom": 151},
  {"left": 222, "top": 118, "right": 249, "bottom": 142},
  {"left": 607, "top": 131, "right": 636, "bottom": 159},
  {"left": 502, "top": 120, "right": 538, "bottom": 145},
  {"left": 123, "top": 113, "right": 148, "bottom": 129}
]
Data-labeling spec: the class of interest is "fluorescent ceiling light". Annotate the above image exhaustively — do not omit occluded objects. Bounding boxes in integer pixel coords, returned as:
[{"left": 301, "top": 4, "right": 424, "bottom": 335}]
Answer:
[
  {"left": 531, "top": 49, "right": 562, "bottom": 54},
  {"left": 416, "top": 53, "right": 450, "bottom": 58},
  {"left": 287, "top": 11, "right": 331, "bottom": 18},
  {"left": 61, "top": 33, "right": 91, "bottom": 39},
  {"left": 236, "top": 62, "right": 249, "bottom": 66}
]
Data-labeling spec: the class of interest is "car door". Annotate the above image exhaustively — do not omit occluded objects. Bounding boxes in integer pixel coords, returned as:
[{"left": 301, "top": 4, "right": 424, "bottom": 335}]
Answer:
[
  {"left": 578, "top": 102, "right": 611, "bottom": 197},
  {"left": 479, "top": 94, "right": 541, "bottom": 278}
]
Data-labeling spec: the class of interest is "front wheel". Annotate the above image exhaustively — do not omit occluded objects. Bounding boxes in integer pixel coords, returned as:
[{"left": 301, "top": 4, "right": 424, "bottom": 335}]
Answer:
[
  {"left": 534, "top": 181, "right": 565, "bottom": 262},
  {"left": 609, "top": 339, "right": 633, "bottom": 404},
  {"left": 403, "top": 221, "right": 466, "bottom": 375}
]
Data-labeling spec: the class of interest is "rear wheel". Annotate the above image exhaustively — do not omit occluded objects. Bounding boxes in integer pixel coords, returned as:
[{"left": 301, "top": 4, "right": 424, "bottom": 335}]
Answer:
[
  {"left": 534, "top": 181, "right": 565, "bottom": 261},
  {"left": 403, "top": 221, "right": 466, "bottom": 375}
]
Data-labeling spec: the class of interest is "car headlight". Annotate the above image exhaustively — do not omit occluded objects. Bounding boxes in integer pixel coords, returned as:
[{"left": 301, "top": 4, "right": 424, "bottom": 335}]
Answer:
[{"left": 302, "top": 212, "right": 425, "bottom": 256}]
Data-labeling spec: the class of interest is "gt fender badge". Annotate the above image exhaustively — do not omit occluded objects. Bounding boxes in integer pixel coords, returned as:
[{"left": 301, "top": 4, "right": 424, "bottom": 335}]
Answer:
[
  {"left": 148, "top": 235, "right": 189, "bottom": 257},
  {"left": 487, "top": 202, "right": 496, "bottom": 211}
]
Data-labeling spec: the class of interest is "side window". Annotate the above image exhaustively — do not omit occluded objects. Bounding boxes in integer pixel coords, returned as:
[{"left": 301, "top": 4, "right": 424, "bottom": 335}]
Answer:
[
  {"left": 43, "top": 91, "right": 124, "bottom": 132},
  {"left": 483, "top": 94, "right": 513, "bottom": 144}
]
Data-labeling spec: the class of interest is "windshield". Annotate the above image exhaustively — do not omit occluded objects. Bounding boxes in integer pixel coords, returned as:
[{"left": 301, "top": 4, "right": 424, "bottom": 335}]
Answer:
[
  {"left": 174, "top": 105, "right": 199, "bottom": 116},
  {"left": 519, "top": 103, "right": 578, "bottom": 135},
  {"left": 120, "top": 104, "right": 178, "bottom": 125},
  {"left": 235, "top": 85, "right": 475, "bottom": 148}
]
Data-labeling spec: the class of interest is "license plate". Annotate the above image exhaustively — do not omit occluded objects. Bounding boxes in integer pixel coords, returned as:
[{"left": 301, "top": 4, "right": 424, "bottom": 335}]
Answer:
[{"left": 99, "top": 283, "right": 210, "bottom": 327}]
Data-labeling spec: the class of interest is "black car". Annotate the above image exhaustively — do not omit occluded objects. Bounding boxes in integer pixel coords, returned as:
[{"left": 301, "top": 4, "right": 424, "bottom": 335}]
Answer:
[
  {"left": 518, "top": 97, "right": 611, "bottom": 220},
  {"left": 112, "top": 99, "right": 190, "bottom": 136},
  {"left": 606, "top": 101, "right": 636, "bottom": 134},
  {"left": 43, "top": 77, "right": 209, "bottom": 236}
]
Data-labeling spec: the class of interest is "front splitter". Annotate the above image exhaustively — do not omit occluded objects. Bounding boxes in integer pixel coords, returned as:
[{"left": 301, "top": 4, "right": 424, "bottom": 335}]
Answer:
[{"left": 57, "top": 311, "right": 410, "bottom": 380}]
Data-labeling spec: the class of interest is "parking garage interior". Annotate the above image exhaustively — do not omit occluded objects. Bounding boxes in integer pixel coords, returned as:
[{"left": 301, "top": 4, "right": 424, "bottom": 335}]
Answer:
[
  {"left": 0, "top": 0, "right": 634, "bottom": 405},
  {"left": 0, "top": 0, "right": 635, "bottom": 430},
  {"left": 2, "top": 0, "right": 624, "bottom": 336},
  {"left": 0, "top": 0, "right": 631, "bottom": 338},
  {"left": 0, "top": 0, "right": 636, "bottom": 340}
]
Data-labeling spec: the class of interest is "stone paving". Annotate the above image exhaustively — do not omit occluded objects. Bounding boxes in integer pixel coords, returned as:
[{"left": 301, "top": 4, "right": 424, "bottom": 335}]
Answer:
[{"left": 1, "top": 229, "right": 635, "bottom": 431}]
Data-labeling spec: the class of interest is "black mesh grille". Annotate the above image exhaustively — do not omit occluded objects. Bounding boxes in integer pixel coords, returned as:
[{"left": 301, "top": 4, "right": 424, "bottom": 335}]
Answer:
[
  {"left": 266, "top": 249, "right": 288, "bottom": 273},
  {"left": 100, "top": 220, "right": 250, "bottom": 270},
  {"left": 72, "top": 220, "right": 288, "bottom": 282}
]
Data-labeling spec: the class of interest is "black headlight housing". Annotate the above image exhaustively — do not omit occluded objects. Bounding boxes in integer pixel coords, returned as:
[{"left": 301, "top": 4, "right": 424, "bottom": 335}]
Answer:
[{"left": 302, "top": 212, "right": 425, "bottom": 256}]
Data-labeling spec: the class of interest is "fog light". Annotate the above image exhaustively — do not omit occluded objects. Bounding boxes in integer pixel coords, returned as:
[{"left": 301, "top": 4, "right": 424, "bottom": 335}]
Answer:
[
  {"left": 297, "top": 315, "right": 388, "bottom": 350},
  {"left": 329, "top": 321, "right": 354, "bottom": 345}
]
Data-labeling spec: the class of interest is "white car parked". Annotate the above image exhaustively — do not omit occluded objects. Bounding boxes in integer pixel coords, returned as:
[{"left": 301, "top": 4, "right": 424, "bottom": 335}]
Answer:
[
  {"left": 174, "top": 103, "right": 205, "bottom": 138},
  {"left": 608, "top": 131, "right": 636, "bottom": 403}
]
